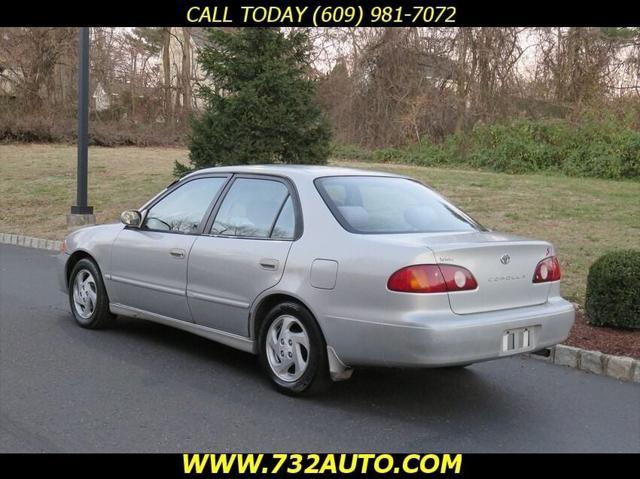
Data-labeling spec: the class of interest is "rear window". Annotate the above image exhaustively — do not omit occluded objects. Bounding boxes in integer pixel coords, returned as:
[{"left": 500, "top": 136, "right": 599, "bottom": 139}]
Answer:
[{"left": 315, "top": 176, "right": 484, "bottom": 234}]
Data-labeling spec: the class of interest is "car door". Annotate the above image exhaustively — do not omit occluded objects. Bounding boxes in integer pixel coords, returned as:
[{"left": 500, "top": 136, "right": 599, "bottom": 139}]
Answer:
[
  {"left": 109, "top": 175, "right": 230, "bottom": 322},
  {"left": 187, "top": 175, "right": 300, "bottom": 336}
]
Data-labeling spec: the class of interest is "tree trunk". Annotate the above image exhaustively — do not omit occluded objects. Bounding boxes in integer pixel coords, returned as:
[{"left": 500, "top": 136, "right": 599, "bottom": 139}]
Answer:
[
  {"left": 181, "top": 27, "right": 192, "bottom": 116},
  {"left": 162, "top": 27, "right": 173, "bottom": 123},
  {"left": 130, "top": 51, "right": 137, "bottom": 118},
  {"left": 454, "top": 29, "right": 471, "bottom": 133}
]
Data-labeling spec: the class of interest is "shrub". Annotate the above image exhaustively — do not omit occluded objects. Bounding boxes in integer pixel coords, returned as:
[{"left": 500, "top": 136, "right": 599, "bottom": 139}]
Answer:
[
  {"left": 372, "top": 147, "right": 406, "bottom": 163},
  {"left": 331, "top": 143, "right": 373, "bottom": 162},
  {"left": 89, "top": 122, "right": 187, "bottom": 147},
  {"left": 347, "top": 116, "right": 640, "bottom": 181},
  {"left": 0, "top": 113, "right": 66, "bottom": 143},
  {"left": 585, "top": 250, "right": 640, "bottom": 329},
  {"left": 0, "top": 110, "right": 186, "bottom": 147}
]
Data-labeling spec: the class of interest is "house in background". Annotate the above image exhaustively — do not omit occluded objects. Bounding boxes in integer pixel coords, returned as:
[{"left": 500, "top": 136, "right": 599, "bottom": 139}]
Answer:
[
  {"left": 0, "top": 62, "right": 19, "bottom": 100},
  {"left": 92, "top": 82, "right": 111, "bottom": 112}
]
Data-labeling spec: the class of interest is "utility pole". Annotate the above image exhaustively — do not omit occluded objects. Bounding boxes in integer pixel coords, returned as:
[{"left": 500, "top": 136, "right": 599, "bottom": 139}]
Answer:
[{"left": 68, "top": 27, "right": 95, "bottom": 230}]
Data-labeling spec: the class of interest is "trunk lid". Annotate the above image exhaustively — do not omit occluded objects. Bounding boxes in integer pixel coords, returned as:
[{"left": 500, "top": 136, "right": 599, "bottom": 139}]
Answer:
[{"left": 427, "top": 232, "right": 554, "bottom": 314}]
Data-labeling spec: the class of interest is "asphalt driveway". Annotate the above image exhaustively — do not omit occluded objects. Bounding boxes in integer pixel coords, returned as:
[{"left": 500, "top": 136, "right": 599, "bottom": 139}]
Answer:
[{"left": 0, "top": 244, "right": 638, "bottom": 452}]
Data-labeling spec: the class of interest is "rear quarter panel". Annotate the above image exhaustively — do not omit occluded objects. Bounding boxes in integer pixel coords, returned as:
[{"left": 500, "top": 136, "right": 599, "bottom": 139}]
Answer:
[{"left": 263, "top": 176, "right": 453, "bottom": 363}]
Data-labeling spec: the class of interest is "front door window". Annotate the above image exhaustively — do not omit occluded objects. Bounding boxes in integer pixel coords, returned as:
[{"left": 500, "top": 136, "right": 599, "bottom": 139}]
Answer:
[{"left": 144, "top": 177, "right": 227, "bottom": 234}]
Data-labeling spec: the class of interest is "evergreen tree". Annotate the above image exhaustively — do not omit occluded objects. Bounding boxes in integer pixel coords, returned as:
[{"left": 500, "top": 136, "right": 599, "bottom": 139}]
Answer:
[{"left": 176, "top": 28, "right": 331, "bottom": 175}]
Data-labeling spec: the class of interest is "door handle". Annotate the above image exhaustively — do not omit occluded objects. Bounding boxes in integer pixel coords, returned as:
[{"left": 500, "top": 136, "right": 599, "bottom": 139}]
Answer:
[
  {"left": 169, "top": 248, "right": 186, "bottom": 259},
  {"left": 259, "top": 258, "right": 279, "bottom": 271}
]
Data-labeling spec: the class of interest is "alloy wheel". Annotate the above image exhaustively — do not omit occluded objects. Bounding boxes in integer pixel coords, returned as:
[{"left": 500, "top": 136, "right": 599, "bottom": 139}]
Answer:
[{"left": 72, "top": 269, "right": 97, "bottom": 320}]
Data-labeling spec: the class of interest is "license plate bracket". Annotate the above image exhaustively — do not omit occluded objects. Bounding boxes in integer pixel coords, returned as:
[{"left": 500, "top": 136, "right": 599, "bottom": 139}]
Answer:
[{"left": 501, "top": 327, "right": 535, "bottom": 354}]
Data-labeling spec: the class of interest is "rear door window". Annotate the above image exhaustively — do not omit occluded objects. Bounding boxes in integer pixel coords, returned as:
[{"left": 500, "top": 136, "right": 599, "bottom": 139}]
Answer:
[
  {"left": 271, "top": 196, "right": 296, "bottom": 240},
  {"left": 211, "top": 178, "right": 292, "bottom": 239}
]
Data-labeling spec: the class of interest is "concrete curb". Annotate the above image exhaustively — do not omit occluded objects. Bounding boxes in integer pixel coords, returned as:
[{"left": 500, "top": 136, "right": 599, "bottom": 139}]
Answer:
[
  {"left": 0, "top": 233, "right": 61, "bottom": 252},
  {"left": 529, "top": 345, "right": 640, "bottom": 383}
]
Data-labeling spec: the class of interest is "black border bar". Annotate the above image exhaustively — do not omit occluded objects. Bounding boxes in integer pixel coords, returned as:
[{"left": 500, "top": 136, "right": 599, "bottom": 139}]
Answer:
[
  {"left": 1, "top": 0, "right": 639, "bottom": 26},
  {"left": 0, "top": 453, "right": 636, "bottom": 477}
]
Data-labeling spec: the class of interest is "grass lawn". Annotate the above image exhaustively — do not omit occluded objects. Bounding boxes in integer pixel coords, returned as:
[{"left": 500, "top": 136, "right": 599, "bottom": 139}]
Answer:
[{"left": 2, "top": 143, "right": 639, "bottom": 305}]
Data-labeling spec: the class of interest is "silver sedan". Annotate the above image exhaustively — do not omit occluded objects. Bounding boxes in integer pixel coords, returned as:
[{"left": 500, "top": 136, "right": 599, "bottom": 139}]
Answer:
[{"left": 59, "top": 166, "right": 575, "bottom": 395}]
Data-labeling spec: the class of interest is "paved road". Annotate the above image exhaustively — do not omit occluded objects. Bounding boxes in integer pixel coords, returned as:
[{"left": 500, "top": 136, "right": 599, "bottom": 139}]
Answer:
[{"left": 1, "top": 244, "right": 638, "bottom": 452}]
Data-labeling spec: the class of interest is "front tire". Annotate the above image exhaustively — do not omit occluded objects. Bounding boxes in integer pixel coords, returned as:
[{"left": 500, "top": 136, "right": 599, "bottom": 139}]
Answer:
[
  {"left": 68, "top": 258, "right": 116, "bottom": 329},
  {"left": 258, "top": 302, "right": 331, "bottom": 396}
]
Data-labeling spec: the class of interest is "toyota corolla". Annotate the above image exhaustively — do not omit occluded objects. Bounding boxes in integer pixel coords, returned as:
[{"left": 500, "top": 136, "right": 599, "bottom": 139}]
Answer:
[{"left": 59, "top": 165, "right": 575, "bottom": 395}]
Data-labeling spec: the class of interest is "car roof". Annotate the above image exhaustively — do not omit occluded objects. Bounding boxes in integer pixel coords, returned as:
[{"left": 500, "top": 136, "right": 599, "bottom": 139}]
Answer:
[{"left": 182, "top": 164, "right": 404, "bottom": 181}]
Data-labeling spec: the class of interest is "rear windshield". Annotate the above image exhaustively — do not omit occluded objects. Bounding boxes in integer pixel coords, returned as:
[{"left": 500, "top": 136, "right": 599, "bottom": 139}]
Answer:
[{"left": 315, "top": 176, "right": 484, "bottom": 234}]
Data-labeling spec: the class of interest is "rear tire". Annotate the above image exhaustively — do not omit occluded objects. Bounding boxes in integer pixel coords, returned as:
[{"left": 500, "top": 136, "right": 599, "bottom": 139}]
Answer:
[
  {"left": 68, "top": 258, "right": 116, "bottom": 329},
  {"left": 258, "top": 301, "right": 331, "bottom": 396}
]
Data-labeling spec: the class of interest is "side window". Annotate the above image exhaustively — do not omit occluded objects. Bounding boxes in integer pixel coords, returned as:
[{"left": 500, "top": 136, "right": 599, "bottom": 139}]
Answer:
[
  {"left": 144, "top": 177, "right": 227, "bottom": 234},
  {"left": 211, "top": 178, "right": 290, "bottom": 238},
  {"left": 271, "top": 196, "right": 295, "bottom": 240}
]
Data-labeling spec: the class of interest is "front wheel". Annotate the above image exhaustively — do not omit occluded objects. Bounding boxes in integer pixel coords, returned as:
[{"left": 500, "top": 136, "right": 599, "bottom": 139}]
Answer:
[
  {"left": 258, "top": 302, "right": 331, "bottom": 396},
  {"left": 68, "top": 258, "right": 116, "bottom": 329}
]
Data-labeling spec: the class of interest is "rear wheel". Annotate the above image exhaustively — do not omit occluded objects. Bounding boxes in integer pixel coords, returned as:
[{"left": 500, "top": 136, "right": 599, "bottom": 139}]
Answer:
[
  {"left": 258, "top": 302, "right": 330, "bottom": 396},
  {"left": 68, "top": 258, "right": 116, "bottom": 329}
]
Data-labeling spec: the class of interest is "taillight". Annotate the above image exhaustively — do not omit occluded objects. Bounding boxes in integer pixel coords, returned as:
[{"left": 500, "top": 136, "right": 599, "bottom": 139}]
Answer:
[
  {"left": 387, "top": 265, "right": 447, "bottom": 293},
  {"left": 440, "top": 265, "right": 479, "bottom": 291},
  {"left": 387, "top": 264, "right": 477, "bottom": 293},
  {"left": 533, "top": 256, "right": 561, "bottom": 283}
]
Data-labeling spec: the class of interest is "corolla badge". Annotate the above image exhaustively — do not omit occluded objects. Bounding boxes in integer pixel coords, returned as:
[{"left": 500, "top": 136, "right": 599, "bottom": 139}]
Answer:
[{"left": 500, "top": 254, "right": 511, "bottom": 265}]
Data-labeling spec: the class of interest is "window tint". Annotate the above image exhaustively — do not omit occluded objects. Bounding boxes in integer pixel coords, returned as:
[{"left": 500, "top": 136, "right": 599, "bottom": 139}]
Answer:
[
  {"left": 316, "top": 176, "right": 484, "bottom": 234},
  {"left": 144, "top": 177, "right": 226, "bottom": 233},
  {"left": 271, "top": 196, "right": 295, "bottom": 240},
  {"left": 211, "top": 178, "right": 290, "bottom": 238}
]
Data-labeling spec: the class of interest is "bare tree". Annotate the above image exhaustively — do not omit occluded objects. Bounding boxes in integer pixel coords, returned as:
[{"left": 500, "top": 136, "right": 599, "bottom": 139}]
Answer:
[
  {"left": 181, "top": 27, "right": 192, "bottom": 116},
  {"left": 1, "top": 27, "right": 639, "bottom": 147},
  {"left": 0, "top": 28, "right": 75, "bottom": 109},
  {"left": 162, "top": 27, "right": 173, "bottom": 123}
]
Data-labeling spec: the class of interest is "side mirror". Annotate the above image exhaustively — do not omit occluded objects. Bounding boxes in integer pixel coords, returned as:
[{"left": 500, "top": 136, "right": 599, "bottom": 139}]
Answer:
[{"left": 120, "top": 210, "right": 142, "bottom": 228}]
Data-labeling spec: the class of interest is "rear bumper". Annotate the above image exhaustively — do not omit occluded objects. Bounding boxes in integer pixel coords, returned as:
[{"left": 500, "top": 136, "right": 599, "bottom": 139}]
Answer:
[{"left": 323, "top": 298, "right": 575, "bottom": 367}]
